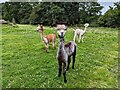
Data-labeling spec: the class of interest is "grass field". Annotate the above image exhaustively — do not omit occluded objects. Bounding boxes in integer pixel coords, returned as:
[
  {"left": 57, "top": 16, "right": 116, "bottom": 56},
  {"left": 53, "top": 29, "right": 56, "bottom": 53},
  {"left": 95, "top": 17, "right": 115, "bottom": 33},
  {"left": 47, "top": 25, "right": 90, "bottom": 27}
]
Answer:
[{"left": 2, "top": 24, "right": 119, "bottom": 88}]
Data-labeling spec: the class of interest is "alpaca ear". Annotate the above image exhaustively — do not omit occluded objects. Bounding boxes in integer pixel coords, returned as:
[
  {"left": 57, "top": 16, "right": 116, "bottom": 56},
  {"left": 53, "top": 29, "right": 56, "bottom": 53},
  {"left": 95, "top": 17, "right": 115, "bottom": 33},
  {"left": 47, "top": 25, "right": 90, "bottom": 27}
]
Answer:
[{"left": 65, "top": 26, "right": 67, "bottom": 30}]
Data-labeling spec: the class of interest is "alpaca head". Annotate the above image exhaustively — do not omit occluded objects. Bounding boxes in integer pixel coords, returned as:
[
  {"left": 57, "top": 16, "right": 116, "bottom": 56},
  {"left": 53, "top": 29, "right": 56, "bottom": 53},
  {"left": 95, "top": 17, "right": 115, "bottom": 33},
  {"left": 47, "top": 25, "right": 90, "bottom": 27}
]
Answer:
[
  {"left": 84, "top": 23, "right": 89, "bottom": 28},
  {"left": 56, "top": 24, "right": 67, "bottom": 38},
  {"left": 36, "top": 24, "right": 44, "bottom": 33}
]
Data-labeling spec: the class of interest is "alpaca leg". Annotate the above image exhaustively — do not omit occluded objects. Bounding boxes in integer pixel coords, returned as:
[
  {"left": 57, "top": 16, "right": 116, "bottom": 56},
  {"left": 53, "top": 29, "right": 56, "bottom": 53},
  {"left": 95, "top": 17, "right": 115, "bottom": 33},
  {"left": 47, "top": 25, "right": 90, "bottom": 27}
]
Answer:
[
  {"left": 72, "top": 46, "right": 76, "bottom": 69},
  {"left": 63, "top": 61, "right": 67, "bottom": 83},
  {"left": 54, "top": 41, "right": 56, "bottom": 48},
  {"left": 77, "top": 35, "right": 79, "bottom": 42},
  {"left": 52, "top": 40, "right": 55, "bottom": 49},
  {"left": 58, "top": 61, "right": 62, "bottom": 77},
  {"left": 73, "top": 33, "right": 76, "bottom": 42},
  {"left": 81, "top": 36, "right": 84, "bottom": 42},
  {"left": 78, "top": 35, "right": 81, "bottom": 43},
  {"left": 67, "top": 56, "right": 71, "bottom": 71},
  {"left": 45, "top": 44, "right": 49, "bottom": 52},
  {"left": 73, "top": 35, "right": 76, "bottom": 42}
]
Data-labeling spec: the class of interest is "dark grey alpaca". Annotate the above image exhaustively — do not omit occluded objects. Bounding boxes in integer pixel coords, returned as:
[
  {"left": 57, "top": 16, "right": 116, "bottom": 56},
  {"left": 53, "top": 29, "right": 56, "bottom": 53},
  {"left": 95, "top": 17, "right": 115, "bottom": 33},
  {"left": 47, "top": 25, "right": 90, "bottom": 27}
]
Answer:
[{"left": 56, "top": 24, "right": 77, "bottom": 83}]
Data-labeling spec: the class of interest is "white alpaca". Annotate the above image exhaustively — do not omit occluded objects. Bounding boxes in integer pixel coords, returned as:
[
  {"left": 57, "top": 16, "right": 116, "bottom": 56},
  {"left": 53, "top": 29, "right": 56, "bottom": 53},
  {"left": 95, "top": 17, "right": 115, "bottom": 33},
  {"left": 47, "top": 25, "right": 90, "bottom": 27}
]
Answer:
[{"left": 73, "top": 23, "right": 89, "bottom": 43}]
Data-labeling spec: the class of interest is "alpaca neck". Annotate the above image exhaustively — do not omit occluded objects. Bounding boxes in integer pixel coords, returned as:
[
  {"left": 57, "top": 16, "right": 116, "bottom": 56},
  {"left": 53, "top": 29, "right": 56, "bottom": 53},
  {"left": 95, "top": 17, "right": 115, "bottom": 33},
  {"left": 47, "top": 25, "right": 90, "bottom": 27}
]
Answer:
[
  {"left": 84, "top": 27, "right": 87, "bottom": 33},
  {"left": 58, "top": 38, "right": 64, "bottom": 50},
  {"left": 40, "top": 31, "right": 45, "bottom": 41}
]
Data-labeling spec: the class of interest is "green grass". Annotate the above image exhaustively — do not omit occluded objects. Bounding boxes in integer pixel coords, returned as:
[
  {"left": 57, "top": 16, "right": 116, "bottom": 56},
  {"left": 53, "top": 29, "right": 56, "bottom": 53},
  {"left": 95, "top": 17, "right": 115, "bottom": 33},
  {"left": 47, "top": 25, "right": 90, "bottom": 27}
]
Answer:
[{"left": 2, "top": 24, "right": 118, "bottom": 88}]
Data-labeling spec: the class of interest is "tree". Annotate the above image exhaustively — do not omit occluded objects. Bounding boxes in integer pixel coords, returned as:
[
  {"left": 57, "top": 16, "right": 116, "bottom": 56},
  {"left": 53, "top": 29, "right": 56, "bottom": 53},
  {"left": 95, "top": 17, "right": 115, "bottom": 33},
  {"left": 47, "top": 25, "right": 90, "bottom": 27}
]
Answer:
[
  {"left": 2, "top": 2, "right": 21, "bottom": 23},
  {"left": 2, "top": 2, "right": 33, "bottom": 24},
  {"left": 12, "top": 17, "right": 16, "bottom": 25},
  {"left": 17, "top": 2, "right": 33, "bottom": 24},
  {"left": 98, "top": 2, "right": 120, "bottom": 28},
  {"left": 79, "top": 2, "right": 103, "bottom": 25}
]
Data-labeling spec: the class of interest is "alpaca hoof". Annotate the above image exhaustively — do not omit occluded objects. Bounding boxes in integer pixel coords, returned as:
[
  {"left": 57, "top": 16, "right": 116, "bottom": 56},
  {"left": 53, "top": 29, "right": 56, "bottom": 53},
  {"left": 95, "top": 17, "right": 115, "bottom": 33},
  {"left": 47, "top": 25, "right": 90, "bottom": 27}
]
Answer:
[
  {"left": 72, "top": 66, "right": 74, "bottom": 69},
  {"left": 58, "top": 74, "right": 61, "bottom": 77},
  {"left": 45, "top": 50, "right": 47, "bottom": 52},
  {"left": 64, "top": 80, "right": 67, "bottom": 83}
]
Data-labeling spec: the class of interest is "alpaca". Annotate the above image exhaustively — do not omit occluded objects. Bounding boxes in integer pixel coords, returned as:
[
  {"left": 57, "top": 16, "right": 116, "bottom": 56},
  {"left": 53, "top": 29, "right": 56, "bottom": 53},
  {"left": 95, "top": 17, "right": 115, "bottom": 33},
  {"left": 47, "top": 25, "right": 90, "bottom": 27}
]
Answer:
[
  {"left": 73, "top": 23, "right": 89, "bottom": 43},
  {"left": 56, "top": 24, "right": 77, "bottom": 83},
  {"left": 36, "top": 24, "right": 56, "bottom": 52}
]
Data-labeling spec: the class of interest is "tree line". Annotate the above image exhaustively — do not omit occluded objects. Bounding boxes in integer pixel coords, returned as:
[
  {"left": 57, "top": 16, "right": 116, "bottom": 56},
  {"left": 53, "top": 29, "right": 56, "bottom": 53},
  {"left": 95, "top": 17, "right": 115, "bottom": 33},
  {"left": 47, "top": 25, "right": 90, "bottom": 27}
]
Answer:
[
  {"left": 98, "top": 2, "right": 120, "bottom": 28},
  {"left": 2, "top": 2, "right": 120, "bottom": 28}
]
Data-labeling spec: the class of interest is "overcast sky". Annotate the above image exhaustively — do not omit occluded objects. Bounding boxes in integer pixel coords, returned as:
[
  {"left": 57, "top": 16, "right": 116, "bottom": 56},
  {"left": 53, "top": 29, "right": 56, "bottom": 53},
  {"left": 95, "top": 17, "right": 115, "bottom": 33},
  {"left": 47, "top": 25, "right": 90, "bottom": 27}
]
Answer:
[
  {"left": 0, "top": 0, "right": 120, "bottom": 14},
  {"left": 99, "top": 2, "right": 114, "bottom": 14},
  {"left": 98, "top": 0, "right": 120, "bottom": 14}
]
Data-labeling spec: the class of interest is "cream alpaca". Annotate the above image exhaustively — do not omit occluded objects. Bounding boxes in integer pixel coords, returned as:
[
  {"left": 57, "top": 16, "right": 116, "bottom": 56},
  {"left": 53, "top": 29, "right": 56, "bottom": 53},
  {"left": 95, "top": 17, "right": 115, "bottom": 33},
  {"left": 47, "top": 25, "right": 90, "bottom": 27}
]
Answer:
[{"left": 73, "top": 23, "right": 89, "bottom": 43}]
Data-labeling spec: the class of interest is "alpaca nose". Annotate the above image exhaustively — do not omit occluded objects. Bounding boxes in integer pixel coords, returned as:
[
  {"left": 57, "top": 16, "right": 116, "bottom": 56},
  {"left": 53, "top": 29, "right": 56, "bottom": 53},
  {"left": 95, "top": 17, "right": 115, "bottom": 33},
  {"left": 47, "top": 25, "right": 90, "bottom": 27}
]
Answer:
[{"left": 60, "top": 32, "right": 64, "bottom": 37}]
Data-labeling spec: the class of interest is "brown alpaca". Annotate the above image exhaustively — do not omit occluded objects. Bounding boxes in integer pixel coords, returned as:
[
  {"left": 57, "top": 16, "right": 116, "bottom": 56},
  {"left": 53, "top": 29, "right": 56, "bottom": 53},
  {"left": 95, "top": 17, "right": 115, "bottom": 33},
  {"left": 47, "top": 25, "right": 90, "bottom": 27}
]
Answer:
[{"left": 36, "top": 24, "right": 56, "bottom": 52}]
